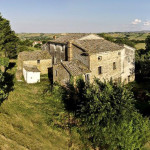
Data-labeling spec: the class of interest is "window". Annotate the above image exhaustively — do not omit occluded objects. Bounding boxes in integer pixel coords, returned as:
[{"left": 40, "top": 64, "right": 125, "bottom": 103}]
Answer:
[
  {"left": 118, "top": 52, "right": 121, "bottom": 55},
  {"left": 113, "top": 62, "right": 116, "bottom": 70},
  {"left": 54, "top": 57, "right": 57, "bottom": 64},
  {"left": 55, "top": 70, "right": 57, "bottom": 76},
  {"left": 118, "top": 77, "right": 121, "bottom": 83},
  {"left": 37, "top": 60, "right": 40, "bottom": 64},
  {"left": 128, "top": 75, "right": 130, "bottom": 82},
  {"left": 98, "top": 56, "right": 102, "bottom": 61},
  {"left": 85, "top": 74, "right": 90, "bottom": 82},
  {"left": 98, "top": 66, "right": 102, "bottom": 74},
  {"left": 128, "top": 57, "right": 130, "bottom": 63}
]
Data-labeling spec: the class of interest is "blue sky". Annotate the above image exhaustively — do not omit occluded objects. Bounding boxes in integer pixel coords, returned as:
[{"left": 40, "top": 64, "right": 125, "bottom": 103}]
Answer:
[{"left": 0, "top": 0, "right": 150, "bottom": 33}]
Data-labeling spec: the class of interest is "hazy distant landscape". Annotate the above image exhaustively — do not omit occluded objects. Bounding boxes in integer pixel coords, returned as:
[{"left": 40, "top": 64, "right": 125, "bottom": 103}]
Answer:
[{"left": 17, "top": 31, "right": 150, "bottom": 50}]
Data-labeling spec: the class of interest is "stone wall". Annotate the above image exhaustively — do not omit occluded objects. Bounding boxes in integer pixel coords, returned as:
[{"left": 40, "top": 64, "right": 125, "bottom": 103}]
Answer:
[
  {"left": 72, "top": 45, "right": 90, "bottom": 68},
  {"left": 121, "top": 45, "right": 135, "bottom": 83},
  {"left": 23, "top": 59, "right": 52, "bottom": 74},
  {"left": 89, "top": 50, "right": 122, "bottom": 83},
  {"left": 17, "top": 55, "right": 24, "bottom": 71},
  {"left": 49, "top": 43, "right": 66, "bottom": 64},
  {"left": 53, "top": 64, "right": 70, "bottom": 85}
]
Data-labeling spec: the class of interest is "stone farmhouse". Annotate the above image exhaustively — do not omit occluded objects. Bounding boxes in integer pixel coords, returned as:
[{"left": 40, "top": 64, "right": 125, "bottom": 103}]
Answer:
[
  {"left": 16, "top": 50, "right": 52, "bottom": 83},
  {"left": 42, "top": 33, "right": 135, "bottom": 85}
]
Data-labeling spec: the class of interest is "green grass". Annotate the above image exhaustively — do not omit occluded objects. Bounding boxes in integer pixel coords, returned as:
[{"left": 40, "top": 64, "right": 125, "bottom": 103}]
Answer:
[
  {"left": 108, "top": 33, "right": 150, "bottom": 41},
  {"left": 0, "top": 62, "right": 82, "bottom": 150},
  {"left": 135, "top": 43, "right": 146, "bottom": 50}
]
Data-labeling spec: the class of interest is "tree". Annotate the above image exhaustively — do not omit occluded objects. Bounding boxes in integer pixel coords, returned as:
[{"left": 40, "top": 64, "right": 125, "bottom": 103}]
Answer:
[
  {"left": 135, "top": 48, "right": 150, "bottom": 80},
  {"left": 145, "top": 35, "right": 150, "bottom": 51},
  {"left": 34, "top": 43, "right": 42, "bottom": 49},
  {"left": 0, "top": 57, "right": 9, "bottom": 72},
  {"left": 0, "top": 13, "right": 19, "bottom": 58},
  {"left": 62, "top": 79, "right": 150, "bottom": 149},
  {"left": 0, "top": 57, "right": 9, "bottom": 103},
  {"left": 0, "top": 71, "right": 7, "bottom": 103}
]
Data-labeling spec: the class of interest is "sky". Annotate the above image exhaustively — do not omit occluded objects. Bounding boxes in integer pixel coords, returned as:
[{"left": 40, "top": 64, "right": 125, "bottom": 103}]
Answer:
[{"left": 0, "top": 0, "right": 150, "bottom": 33}]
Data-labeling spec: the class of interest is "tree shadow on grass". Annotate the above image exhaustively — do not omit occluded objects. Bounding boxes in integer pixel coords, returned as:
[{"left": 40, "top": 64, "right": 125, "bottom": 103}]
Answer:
[
  {"left": 0, "top": 63, "right": 15, "bottom": 105},
  {"left": 6, "top": 62, "right": 16, "bottom": 70},
  {"left": 3, "top": 72, "right": 14, "bottom": 93}
]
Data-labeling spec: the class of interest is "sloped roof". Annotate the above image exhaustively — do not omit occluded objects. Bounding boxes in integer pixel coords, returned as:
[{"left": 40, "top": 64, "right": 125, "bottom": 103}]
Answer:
[
  {"left": 52, "top": 33, "right": 90, "bottom": 43},
  {"left": 24, "top": 65, "right": 40, "bottom": 72},
  {"left": 62, "top": 60, "right": 91, "bottom": 76},
  {"left": 73, "top": 39, "right": 123, "bottom": 53},
  {"left": 19, "top": 50, "right": 51, "bottom": 61}
]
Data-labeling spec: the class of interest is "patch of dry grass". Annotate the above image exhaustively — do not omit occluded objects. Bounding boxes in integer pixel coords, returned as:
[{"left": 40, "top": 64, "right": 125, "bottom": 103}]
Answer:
[
  {"left": 0, "top": 64, "right": 82, "bottom": 150},
  {"left": 135, "top": 43, "right": 146, "bottom": 50}
]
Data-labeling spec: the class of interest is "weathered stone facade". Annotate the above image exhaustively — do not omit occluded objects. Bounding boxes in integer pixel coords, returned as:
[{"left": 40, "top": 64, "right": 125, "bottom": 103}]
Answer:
[
  {"left": 53, "top": 63, "right": 70, "bottom": 85},
  {"left": 23, "top": 59, "right": 52, "bottom": 74},
  {"left": 17, "top": 50, "right": 52, "bottom": 81},
  {"left": 49, "top": 43, "right": 67, "bottom": 64},
  {"left": 72, "top": 45, "right": 89, "bottom": 68},
  {"left": 43, "top": 33, "right": 135, "bottom": 85},
  {"left": 121, "top": 45, "right": 135, "bottom": 83},
  {"left": 89, "top": 50, "right": 122, "bottom": 83}
]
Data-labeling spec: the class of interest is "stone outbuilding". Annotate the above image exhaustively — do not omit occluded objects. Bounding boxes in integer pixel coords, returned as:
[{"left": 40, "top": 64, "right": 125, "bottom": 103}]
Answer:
[
  {"left": 16, "top": 50, "right": 52, "bottom": 82},
  {"left": 23, "top": 65, "right": 40, "bottom": 83}
]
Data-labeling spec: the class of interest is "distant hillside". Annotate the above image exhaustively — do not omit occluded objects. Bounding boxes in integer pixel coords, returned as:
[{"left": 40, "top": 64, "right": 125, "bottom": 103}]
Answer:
[{"left": 16, "top": 33, "right": 61, "bottom": 41}]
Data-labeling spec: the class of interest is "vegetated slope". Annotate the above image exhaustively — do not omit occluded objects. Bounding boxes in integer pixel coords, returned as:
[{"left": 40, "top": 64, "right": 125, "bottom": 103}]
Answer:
[
  {"left": 16, "top": 33, "right": 61, "bottom": 41},
  {"left": 0, "top": 65, "right": 81, "bottom": 150}
]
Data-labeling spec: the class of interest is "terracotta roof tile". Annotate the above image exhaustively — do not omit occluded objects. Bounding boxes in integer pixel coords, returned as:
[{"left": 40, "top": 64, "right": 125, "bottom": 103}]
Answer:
[
  {"left": 24, "top": 65, "right": 40, "bottom": 72},
  {"left": 19, "top": 50, "right": 51, "bottom": 61},
  {"left": 73, "top": 39, "right": 123, "bottom": 54},
  {"left": 52, "top": 33, "right": 90, "bottom": 43},
  {"left": 62, "top": 60, "right": 91, "bottom": 76}
]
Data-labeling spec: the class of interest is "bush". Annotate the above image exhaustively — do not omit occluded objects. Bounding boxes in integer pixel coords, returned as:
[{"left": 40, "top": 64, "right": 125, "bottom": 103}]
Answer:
[{"left": 61, "top": 79, "right": 150, "bottom": 149}]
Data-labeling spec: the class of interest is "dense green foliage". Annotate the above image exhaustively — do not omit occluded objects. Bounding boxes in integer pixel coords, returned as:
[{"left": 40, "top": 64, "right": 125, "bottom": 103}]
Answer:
[
  {"left": 34, "top": 43, "right": 42, "bottom": 49},
  {"left": 132, "top": 35, "right": 150, "bottom": 118},
  {"left": 135, "top": 35, "right": 150, "bottom": 80},
  {"left": 145, "top": 35, "right": 150, "bottom": 51},
  {"left": 17, "top": 39, "right": 34, "bottom": 52},
  {"left": 60, "top": 79, "right": 150, "bottom": 150},
  {"left": 0, "top": 57, "right": 9, "bottom": 67},
  {"left": 0, "top": 14, "right": 19, "bottom": 58}
]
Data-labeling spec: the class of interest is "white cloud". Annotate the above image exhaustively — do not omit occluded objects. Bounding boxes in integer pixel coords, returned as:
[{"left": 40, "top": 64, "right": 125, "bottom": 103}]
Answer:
[
  {"left": 132, "top": 19, "right": 142, "bottom": 25},
  {"left": 143, "top": 21, "right": 150, "bottom": 26}
]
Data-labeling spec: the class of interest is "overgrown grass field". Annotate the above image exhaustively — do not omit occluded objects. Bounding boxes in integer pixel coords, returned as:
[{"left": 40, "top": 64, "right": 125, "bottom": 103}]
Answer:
[{"left": 0, "top": 62, "right": 82, "bottom": 150}]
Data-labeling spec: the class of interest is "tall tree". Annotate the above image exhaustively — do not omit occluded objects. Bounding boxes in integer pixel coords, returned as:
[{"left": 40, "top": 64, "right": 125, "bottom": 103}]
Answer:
[
  {"left": 0, "top": 13, "right": 19, "bottom": 58},
  {"left": 145, "top": 35, "right": 150, "bottom": 51}
]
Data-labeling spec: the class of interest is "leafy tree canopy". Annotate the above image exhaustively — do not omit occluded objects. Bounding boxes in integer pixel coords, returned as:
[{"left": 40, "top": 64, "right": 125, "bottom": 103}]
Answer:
[
  {"left": 145, "top": 35, "right": 150, "bottom": 51},
  {"left": 61, "top": 79, "right": 150, "bottom": 150},
  {"left": 0, "top": 13, "right": 19, "bottom": 58}
]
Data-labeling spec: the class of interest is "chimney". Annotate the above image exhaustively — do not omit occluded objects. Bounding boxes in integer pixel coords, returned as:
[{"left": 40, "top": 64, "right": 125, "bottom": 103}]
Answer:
[
  {"left": 68, "top": 40, "right": 73, "bottom": 61},
  {"left": 53, "top": 35, "right": 56, "bottom": 40}
]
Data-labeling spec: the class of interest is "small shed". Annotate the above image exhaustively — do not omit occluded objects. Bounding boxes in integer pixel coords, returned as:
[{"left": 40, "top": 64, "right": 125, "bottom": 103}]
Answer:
[{"left": 23, "top": 65, "right": 40, "bottom": 84}]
